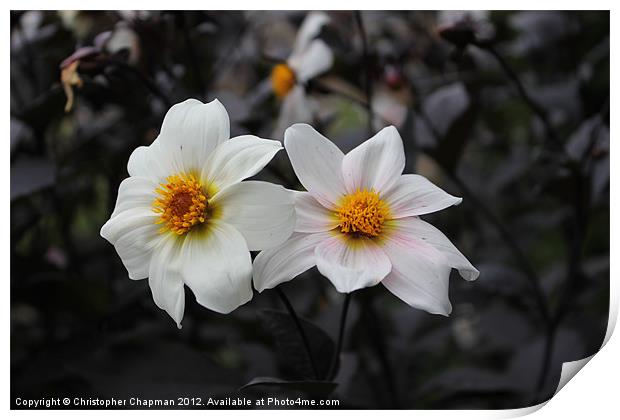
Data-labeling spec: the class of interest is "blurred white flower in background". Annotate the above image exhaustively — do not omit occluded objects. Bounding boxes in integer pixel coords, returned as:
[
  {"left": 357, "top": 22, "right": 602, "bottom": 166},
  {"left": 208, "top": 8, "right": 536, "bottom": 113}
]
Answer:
[
  {"left": 270, "top": 11, "right": 334, "bottom": 137},
  {"left": 254, "top": 124, "right": 479, "bottom": 315},
  {"left": 101, "top": 99, "right": 296, "bottom": 327}
]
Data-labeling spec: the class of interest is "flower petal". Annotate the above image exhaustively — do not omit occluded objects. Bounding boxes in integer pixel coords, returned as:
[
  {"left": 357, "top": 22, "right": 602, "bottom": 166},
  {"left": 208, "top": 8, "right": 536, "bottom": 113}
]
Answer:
[
  {"left": 315, "top": 234, "right": 391, "bottom": 293},
  {"left": 289, "top": 39, "right": 333, "bottom": 82},
  {"left": 158, "top": 98, "right": 230, "bottom": 174},
  {"left": 284, "top": 123, "right": 346, "bottom": 208},
  {"left": 292, "top": 11, "right": 330, "bottom": 56},
  {"left": 211, "top": 181, "right": 296, "bottom": 251},
  {"left": 341, "top": 125, "right": 405, "bottom": 194},
  {"left": 148, "top": 236, "right": 186, "bottom": 328},
  {"left": 181, "top": 221, "right": 253, "bottom": 314},
  {"left": 383, "top": 174, "right": 462, "bottom": 218},
  {"left": 202, "top": 135, "right": 282, "bottom": 191},
  {"left": 294, "top": 191, "right": 339, "bottom": 233},
  {"left": 100, "top": 207, "right": 160, "bottom": 280},
  {"left": 127, "top": 138, "right": 173, "bottom": 183},
  {"left": 110, "top": 176, "right": 157, "bottom": 218},
  {"left": 253, "top": 231, "right": 332, "bottom": 292},
  {"left": 386, "top": 217, "right": 479, "bottom": 281},
  {"left": 273, "top": 85, "right": 313, "bottom": 139},
  {"left": 381, "top": 227, "right": 453, "bottom": 316}
]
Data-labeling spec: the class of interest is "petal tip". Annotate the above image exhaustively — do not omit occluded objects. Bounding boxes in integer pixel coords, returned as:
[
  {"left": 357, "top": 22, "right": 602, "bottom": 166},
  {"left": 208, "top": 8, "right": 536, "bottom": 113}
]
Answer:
[
  {"left": 208, "top": 97, "right": 222, "bottom": 106},
  {"left": 252, "top": 281, "right": 267, "bottom": 293},
  {"left": 99, "top": 221, "right": 112, "bottom": 242},
  {"left": 284, "top": 123, "right": 311, "bottom": 142},
  {"left": 461, "top": 267, "right": 480, "bottom": 281}
]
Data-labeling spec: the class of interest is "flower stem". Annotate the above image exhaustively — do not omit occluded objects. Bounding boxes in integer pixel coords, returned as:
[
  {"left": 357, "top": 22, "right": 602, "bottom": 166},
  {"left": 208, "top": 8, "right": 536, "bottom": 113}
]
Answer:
[
  {"left": 360, "top": 293, "right": 401, "bottom": 407},
  {"left": 328, "top": 292, "right": 352, "bottom": 381},
  {"left": 180, "top": 12, "right": 206, "bottom": 96},
  {"left": 354, "top": 11, "right": 375, "bottom": 137},
  {"left": 108, "top": 60, "right": 172, "bottom": 108},
  {"left": 275, "top": 287, "right": 319, "bottom": 380},
  {"left": 472, "top": 41, "right": 563, "bottom": 153}
]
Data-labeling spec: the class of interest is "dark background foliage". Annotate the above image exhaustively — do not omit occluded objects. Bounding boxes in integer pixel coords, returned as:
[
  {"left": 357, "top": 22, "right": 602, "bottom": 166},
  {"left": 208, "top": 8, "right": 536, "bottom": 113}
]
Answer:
[{"left": 10, "top": 10, "right": 609, "bottom": 409}]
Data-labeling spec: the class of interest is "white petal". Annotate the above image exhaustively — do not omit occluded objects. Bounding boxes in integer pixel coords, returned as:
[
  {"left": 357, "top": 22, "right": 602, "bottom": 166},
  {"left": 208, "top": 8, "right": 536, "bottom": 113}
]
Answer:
[
  {"left": 127, "top": 138, "right": 173, "bottom": 183},
  {"left": 253, "top": 231, "right": 332, "bottom": 292},
  {"left": 295, "top": 191, "right": 339, "bottom": 233},
  {"left": 341, "top": 125, "right": 405, "bottom": 194},
  {"left": 289, "top": 39, "right": 333, "bottom": 82},
  {"left": 100, "top": 207, "right": 160, "bottom": 280},
  {"left": 101, "top": 177, "right": 161, "bottom": 279},
  {"left": 158, "top": 98, "right": 230, "bottom": 174},
  {"left": 181, "top": 221, "right": 253, "bottom": 314},
  {"left": 148, "top": 236, "right": 186, "bottom": 328},
  {"left": 292, "top": 11, "right": 330, "bottom": 56},
  {"left": 273, "top": 85, "right": 313, "bottom": 139},
  {"left": 202, "top": 135, "right": 282, "bottom": 191},
  {"left": 211, "top": 181, "right": 296, "bottom": 251},
  {"left": 315, "top": 234, "right": 391, "bottom": 293},
  {"left": 387, "top": 217, "right": 479, "bottom": 281},
  {"left": 110, "top": 176, "right": 156, "bottom": 218},
  {"left": 383, "top": 174, "right": 462, "bottom": 218},
  {"left": 284, "top": 123, "right": 346, "bottom": 208},
  {"left": 113, "top": 224, "right": 160, "bottom": 280},
  {"left": 101, "top": 207, "right": 157, "bottom": 244},
  {"left": 381, "top": 234, "right": 453, "bottom": 316}
]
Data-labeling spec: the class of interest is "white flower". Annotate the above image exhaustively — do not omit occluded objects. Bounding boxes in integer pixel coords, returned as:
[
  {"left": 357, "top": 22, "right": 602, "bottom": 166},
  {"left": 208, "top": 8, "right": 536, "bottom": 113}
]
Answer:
[
  {"left": 253, "top": 124, "right": 479, "bottom": 316},
  {"left": 101, "top": 99, "right": 296, "bottom": 327},
  {"left": 271, "top": 12, "right": 334, "bottom": 137}
]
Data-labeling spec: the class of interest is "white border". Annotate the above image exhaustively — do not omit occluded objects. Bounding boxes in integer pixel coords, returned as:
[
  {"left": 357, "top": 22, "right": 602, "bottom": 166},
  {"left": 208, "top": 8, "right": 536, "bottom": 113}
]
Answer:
[{"left": 4, "top": 2, "right": 616, "bottom": 419}]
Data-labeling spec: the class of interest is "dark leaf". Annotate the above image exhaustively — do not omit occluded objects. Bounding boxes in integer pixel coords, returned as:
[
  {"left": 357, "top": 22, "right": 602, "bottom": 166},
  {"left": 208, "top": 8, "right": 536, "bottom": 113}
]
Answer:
[
  {"left": 240, "top": 376, "right": 337, "bottom": 398},
  {"left": 258, "top": 309, "right": 335, "bottom": 380}
]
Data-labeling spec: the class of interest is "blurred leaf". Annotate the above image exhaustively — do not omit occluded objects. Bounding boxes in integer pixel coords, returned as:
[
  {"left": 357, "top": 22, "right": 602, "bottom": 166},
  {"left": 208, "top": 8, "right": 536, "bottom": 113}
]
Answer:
[
  {"left": 415, "top": 82, "right": 477, "bottom": 171},
  {"left": 10, "top": 157, "right": 55, "bottom": 200},
  {"left": 566, "top": 115, "right": 608, "bottom": 161},
  {"left": 10, "top": 117, "right": 34, "bottom": 153}
]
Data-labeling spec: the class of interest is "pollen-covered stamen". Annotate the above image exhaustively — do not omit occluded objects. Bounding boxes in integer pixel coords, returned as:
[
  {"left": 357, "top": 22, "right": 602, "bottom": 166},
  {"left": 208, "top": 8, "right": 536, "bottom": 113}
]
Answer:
[
  {"left": 271, "top": 63, "right": 296, "bottom": 98},
  {"left": 336, "top": 189, "right": 389, "bottom": 237},
  {"left": 153, "top": 174, "right": 208, "bottom": 235}
]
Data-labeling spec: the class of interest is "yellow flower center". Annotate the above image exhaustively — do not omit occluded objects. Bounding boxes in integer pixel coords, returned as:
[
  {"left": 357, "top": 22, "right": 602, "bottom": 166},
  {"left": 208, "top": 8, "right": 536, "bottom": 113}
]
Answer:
[
  {"left": 271, "top": 63, "right": 296, "bottom": 98},
  {"left": 336, "top": 189, "right": 389, "bottom": 238},
  {"left": 153, "top": 174, "right": 208, "bottom": 235}
]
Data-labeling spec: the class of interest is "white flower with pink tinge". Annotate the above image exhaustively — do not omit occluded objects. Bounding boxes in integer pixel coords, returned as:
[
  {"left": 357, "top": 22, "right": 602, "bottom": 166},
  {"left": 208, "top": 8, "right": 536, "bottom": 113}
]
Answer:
[{"left": 253, "top": 124, "right": 479, "bottom": 315}]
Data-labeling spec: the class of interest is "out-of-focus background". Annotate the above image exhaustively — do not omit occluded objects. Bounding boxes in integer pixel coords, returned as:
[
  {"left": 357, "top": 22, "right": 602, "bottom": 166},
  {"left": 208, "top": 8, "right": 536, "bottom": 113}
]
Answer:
[{"left": 10, "top": 10, "right": 609, "bottom": 409}]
